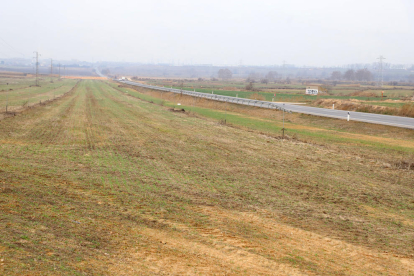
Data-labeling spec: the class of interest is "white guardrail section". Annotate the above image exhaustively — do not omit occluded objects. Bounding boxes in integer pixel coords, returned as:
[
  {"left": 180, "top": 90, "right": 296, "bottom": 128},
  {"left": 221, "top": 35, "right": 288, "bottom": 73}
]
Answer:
[
  {"left": 120, "top": 80, "right": 289, "bottom": 111},
  {"left": 119, "top": 80, "right": 414, "bottom": 130}
]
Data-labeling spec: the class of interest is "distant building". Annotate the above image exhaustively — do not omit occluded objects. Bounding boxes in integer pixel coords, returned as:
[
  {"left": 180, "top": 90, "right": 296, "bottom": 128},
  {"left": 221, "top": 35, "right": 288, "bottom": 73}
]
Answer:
[{"left": 306, "top": 86, "right": 319, "bottom": 95}]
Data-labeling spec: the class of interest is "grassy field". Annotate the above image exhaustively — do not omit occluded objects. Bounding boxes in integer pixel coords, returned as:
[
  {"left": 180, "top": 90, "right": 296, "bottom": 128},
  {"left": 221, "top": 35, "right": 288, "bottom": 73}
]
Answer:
[
  {"left": 0, "top": 77, "right": 78, "bottom": 114},
  {"left": 115, "top": 82, "right": 414, "bottom": 148},
  {"left": 169, "top": 87, "right": 403, "bottom": 102},
  {"left": 1, "top": 79, "right": 414, "bottom": 275},
  {"left": 0, "top": 76, "right": 37, "bottom": 91},
  {"left": 147, "top": 79, "right": 414, "bottom": 99}
]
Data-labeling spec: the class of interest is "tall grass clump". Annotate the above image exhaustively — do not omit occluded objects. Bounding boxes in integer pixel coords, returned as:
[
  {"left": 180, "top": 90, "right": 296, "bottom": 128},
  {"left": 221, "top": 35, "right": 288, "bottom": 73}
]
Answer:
[{"left": 399, "top": 103, "right": 414, "bottom": 117}]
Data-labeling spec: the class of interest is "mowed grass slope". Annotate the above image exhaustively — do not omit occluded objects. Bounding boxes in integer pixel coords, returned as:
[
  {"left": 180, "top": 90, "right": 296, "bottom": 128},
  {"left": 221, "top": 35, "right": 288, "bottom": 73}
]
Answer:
[
  {"left": 0, "top": 78, "right": 78, "bottom": 113},
  {"left": 0, "top": 80, "right": 414, "bottom": 275}
]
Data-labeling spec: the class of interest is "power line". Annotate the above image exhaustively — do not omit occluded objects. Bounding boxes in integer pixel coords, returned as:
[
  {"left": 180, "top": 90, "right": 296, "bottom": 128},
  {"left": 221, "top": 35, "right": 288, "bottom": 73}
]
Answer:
[
  {"left": 0, "top": 36, "right": 25, "bottom": 57},
  {"left": 0, "top": 50, "right": 11, "bottom": 58}
]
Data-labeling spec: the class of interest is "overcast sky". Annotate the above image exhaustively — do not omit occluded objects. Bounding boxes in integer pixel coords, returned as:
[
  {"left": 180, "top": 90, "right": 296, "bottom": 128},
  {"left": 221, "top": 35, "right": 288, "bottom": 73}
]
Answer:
[{"left": 0, "top": 0, "right": 413, "bottom": 66}]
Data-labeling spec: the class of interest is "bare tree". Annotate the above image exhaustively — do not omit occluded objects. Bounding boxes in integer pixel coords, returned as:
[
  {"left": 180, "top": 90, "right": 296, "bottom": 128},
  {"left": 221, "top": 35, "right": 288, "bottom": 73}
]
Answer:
[
  {"left": 285, "top": 77, "right": 291, "bottom": 84},
  {"left": 331, "top": 71, "right": 342, "bottom": 80},
  {"left": 343, "top": 69, "right": 355, "bottom": 81},
  {"left": 246, "top": 72, "right": 262, "bottom": 82},
  {"left": 265, "top": 71, "right": 278, "bottom": 82},
  {"left": 218, "top": 68, "right": 232, "bottom": 80},
  {"left": 261, "top": 78, "right": 269, "bottom": 85},
  {"left": 355, "top": 69, "right": 373, "bottom": 81},
  {"left": 245, "top": 82, "right": 254, "bottom": 90}
]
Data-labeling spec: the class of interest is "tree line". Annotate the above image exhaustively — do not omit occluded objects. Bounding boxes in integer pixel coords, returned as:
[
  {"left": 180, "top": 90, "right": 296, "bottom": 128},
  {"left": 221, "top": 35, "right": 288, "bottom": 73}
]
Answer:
[
  {"left": 217, "top": 68, "right": 383, "bottom": 83},
  {"left": 331, "top": 69, "right": 373, "bottom": 81}
]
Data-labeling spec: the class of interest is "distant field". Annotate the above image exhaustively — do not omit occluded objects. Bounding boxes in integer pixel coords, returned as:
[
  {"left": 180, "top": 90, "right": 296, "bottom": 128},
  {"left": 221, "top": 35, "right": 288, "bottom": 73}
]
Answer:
[
  {"left": 0, "top": 66, "right": 97, "bottom": 77},
  {"left": 147, "top": 79, "right": 413, "bottom": 101},
  {"left": 0, "top": 76, "right": 38, "bottom": 91},
  {"left": 148, "top": 78, "right": 414, "bottom": 98},
  {"left": 1, "top": 79, "right": 413, "bottom": 275},
  {"left": 169, "top": 87, "right": 402, "bottom": 102},
  {"left": 62, "top": 76, "right": 107, "bottom": 80}
]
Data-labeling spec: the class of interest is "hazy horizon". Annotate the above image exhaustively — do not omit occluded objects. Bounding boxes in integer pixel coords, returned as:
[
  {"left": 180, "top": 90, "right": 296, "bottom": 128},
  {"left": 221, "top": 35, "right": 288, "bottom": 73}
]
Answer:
[{"left": 1, "top": 0, "right": 413, "bottom": 67}]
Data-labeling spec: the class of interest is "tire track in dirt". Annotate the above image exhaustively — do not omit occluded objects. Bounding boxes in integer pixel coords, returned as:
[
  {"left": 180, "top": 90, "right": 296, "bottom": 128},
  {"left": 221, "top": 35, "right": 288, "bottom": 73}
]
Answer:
[
  {"left": 0, "top": 81, "right": 80, "bottom": 149},
  {"left": 194, "top": 206, "right": 414, "bottom": 275},
  {"left": 84, "top": 86, "right": 97, "bottom": 150},
  {"left": 23, "top": 82, "right": 81, "bottom": 145},
  {"left": 94, "top": 81, "right": 165, "bottom": 156},
  {"left": 105, "top": 209, "right": 306, "bottom": 275},
  {"left": 107, "top": 205, "right": 414, "bottom": 275},
  {"left": 98, "top": 82, "right": 207, "bottom": 186}
]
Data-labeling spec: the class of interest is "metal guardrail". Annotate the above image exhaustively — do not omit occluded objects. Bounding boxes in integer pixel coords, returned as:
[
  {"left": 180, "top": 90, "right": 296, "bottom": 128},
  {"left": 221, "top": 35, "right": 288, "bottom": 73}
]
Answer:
[
  {"left": 120, "top": 80, "right": 288, "bottom": 111},
  {"left": 118, "top": 80, "right": 414, "bottom": 129}
]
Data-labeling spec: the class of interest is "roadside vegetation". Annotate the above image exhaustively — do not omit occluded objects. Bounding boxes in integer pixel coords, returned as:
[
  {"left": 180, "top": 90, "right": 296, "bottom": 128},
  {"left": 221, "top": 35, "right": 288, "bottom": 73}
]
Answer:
[{"left": 0, "top": 78, "right": 413, "bottom": 275}]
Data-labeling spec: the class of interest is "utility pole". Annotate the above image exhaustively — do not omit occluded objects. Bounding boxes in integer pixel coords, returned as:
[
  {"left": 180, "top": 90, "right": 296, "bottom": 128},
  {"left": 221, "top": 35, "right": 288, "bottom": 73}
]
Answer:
[
  {"left": 50, "top": 59, "right": 53, "bottom": 83},
  {"left": 58, "top": 64, "right": 61, "bottom": 79},
  {"left": 377, "top": 55, "right": 386, "bottom": 87},
  {"left": 33, "top": 51, "right": 39, "bottom": 86}
]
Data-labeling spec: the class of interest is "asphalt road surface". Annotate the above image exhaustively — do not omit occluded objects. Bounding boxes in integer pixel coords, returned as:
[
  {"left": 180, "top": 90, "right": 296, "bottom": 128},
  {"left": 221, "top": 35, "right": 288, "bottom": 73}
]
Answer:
[{"left": 120, "top": 80, "right": 414, "bottom": 130}]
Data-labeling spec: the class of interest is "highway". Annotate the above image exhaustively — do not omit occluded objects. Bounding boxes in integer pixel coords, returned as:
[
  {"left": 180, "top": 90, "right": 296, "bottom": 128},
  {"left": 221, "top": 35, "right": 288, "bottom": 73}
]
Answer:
[
  {"left": 94, "top": 68, "right": 106, "bottom": 78},
  {"left": 120, "top": 80, "right": 414, "bottom": 130}
]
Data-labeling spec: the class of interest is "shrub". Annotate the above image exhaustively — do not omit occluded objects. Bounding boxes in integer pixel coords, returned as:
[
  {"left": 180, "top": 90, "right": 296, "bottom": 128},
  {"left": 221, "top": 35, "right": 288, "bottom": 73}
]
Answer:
[
  {"left": 245, "top": 82, "right": 254, "bottom": 91},
  {"left": 399, "top": 103, "right": 414, "bottom": 117}
]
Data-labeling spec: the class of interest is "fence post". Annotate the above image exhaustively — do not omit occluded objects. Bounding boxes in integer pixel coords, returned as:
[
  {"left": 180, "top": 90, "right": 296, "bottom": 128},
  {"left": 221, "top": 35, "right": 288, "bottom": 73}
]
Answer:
[{"left": 6, "top": 83, "right": 8, "bottom": 113}]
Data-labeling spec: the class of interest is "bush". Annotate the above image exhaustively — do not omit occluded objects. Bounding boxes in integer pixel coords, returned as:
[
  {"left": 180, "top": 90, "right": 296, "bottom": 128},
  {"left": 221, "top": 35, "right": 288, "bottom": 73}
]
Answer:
[
  {"left": 245, "top": 82, "right": 254, "bottom": 91},
  {"left": 399, "top": 103, "right": 414, "bottom": 117}
]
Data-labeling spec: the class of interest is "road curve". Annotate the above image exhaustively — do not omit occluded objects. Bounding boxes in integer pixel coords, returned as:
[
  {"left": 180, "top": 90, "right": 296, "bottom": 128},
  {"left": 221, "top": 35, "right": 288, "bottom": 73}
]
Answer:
[
  {"left": 94, "top": 68, "right": 107, "bottom": 78},
  {"left": 120, "top": 80, "right": 414, "bottom": 130}
]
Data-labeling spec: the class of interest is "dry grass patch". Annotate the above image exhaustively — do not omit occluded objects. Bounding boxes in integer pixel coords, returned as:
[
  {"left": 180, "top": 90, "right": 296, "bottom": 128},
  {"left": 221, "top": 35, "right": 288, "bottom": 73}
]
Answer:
[{"left": 315, "top": 98, "right": 414, "bottom": 118}]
